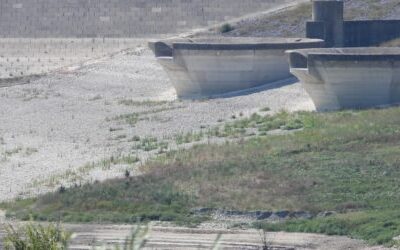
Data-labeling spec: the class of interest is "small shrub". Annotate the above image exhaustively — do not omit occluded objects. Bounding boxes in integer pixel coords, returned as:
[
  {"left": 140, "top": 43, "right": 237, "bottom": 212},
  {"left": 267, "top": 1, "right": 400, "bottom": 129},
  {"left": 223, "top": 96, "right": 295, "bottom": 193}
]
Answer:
[
  {"left": 220, "top": 23, "right": 234, "bottom": 33},
  {"left": 4, "top": 223, "right": 71, "bottom": 250},
  {"left": 260, "top": 107, "right": 271, "bottom": 112},
  {"left": 131, "top": 135, "right": 141, "bottom": 142},
  {"left": 58, "top": 185, "right": 66, "bottom": 194},
  {"left": 125, "top": 170, "right": 131, "bottom": 178},
  {"left": 259, "top": 230, "right": 273, "bottom": 250},
  {"left": 283, "top": 119, "right": 303, "bottom": 130}
]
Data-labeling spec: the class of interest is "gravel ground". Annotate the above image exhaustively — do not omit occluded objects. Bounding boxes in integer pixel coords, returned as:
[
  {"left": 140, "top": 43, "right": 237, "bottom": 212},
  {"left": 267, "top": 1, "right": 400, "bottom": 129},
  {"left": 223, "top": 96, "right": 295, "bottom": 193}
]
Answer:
[
  {"left": 0, "top": 221, "right": 395, "bottom": 250},
  {"left": 0, "top": 38, "right": 153, "bottom": 80},
  {"left": 0, "top": 39, "right": 314, "bottom": 202},
  {"left": 4, "top": 0, "right": 399, "bottom": 205}
]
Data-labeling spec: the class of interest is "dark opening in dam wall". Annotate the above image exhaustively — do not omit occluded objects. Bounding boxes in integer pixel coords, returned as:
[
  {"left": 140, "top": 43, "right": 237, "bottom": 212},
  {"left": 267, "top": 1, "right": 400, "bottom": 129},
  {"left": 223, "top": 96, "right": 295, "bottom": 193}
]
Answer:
[
  {"left": 0, "top": 0, "right": 290, "bottom": 38},
  {"left": 307, "top": 0, "right": 400, "bottom": 47}
]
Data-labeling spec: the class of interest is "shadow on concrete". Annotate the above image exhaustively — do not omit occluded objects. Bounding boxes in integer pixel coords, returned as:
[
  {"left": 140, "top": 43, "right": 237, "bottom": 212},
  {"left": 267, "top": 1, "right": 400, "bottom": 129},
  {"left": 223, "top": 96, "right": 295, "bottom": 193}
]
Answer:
[{"left": 187, "top": 77, "right": 299, "bottom": 100}]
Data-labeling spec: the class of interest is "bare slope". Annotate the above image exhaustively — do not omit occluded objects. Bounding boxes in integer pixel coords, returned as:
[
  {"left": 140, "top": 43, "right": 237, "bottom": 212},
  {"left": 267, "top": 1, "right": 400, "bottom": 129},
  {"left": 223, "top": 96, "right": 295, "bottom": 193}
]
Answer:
[{"left": 201, "top": 0, "right": 400, "bottom": 38}]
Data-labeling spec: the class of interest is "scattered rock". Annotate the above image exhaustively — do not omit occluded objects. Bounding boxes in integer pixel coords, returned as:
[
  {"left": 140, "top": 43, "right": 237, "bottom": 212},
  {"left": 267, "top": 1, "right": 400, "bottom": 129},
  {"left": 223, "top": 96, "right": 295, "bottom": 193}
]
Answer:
[
  {"left": 317, "top": 211, "right": 337, "bottom": 218},
  {"left": 254, "top": 211, "right": 273, "bottom": 220},
  {"left": 191, "top": 207, "right": 216, "bottom": 214},
  {"left": 290, "top": 211, "right": 313, "bottom": 219},
  {"left": 275, "top": 210, "right": 290, "bottom": 218},
  {"left": 192, "top": 208, "right": 314, "bottom": 221}
]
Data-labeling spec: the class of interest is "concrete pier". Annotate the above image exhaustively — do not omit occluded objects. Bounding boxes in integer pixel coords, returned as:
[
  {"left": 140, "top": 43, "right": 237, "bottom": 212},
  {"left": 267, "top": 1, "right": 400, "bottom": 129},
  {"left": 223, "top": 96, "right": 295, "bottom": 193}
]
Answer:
[
  {"left": 287, "top": 48, "right": 400, "bottom": 111},
  {"left": 150, "top": 37, "right": 324, "bottom": 98}
]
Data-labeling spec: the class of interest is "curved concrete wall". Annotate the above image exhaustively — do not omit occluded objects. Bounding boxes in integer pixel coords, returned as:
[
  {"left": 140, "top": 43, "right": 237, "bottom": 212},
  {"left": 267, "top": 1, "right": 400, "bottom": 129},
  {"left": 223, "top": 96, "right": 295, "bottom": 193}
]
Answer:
[
  {"left": 288, "top": 48, "right": 400, "bottom": 111},
  {"left": 150, "top": 38, "right": 324, "bottom": 98},
  {"left": 0, "top": 0, "right": 291, "bottom": 38}
]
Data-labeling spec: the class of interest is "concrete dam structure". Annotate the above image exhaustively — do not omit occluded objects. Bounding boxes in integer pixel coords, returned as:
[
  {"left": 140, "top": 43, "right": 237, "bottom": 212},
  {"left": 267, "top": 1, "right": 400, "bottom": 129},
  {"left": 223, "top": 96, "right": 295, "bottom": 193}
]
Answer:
[
  {"left": 289, "top": 0, "right": 400, "bottom": 111},
  {"left": 307, "top": 0, "right": 400, "bottom": 47},
  {"left": 288, "top": 48, "right": 400, "bottom": 111},
  {"left": 149, "top": 37, "right": 324, "bottom": 98},
  {"left": 0, "top": 0, "right": 291, "bottom": 38},
  {"left": 148, "top": 0, "right": 400, "bottom": 102}
]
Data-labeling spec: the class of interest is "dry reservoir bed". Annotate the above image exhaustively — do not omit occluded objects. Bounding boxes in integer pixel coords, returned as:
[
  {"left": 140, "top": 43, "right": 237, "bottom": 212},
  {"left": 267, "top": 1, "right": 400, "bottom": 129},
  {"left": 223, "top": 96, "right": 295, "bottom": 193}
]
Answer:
[
  {"left": 0, "top": 39, "right": 315, "bottom": 202},
  {"left": 0, "top": 38, "right": 152, "bottom": 81}
]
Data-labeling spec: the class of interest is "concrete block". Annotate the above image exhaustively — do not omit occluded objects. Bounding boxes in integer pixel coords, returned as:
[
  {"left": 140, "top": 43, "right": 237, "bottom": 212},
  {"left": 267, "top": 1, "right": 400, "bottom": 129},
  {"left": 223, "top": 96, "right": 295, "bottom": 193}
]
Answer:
[{"left": 288, "top": 48, "right": 400, "bottom": 111}]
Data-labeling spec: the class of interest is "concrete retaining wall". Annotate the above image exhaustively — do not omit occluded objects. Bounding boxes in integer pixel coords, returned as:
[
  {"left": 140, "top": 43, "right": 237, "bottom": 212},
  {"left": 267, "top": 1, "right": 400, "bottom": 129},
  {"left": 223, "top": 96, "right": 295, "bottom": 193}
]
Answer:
[{"left": 0, "top": 0, "right": 289, "bottom": 38}]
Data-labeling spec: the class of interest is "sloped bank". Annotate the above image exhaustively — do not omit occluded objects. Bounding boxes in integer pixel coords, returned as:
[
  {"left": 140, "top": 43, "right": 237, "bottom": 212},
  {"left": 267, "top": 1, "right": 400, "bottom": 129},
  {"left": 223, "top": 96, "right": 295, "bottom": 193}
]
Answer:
[{"left": 3, "top": 107, "right": 400, "bottom": 246}]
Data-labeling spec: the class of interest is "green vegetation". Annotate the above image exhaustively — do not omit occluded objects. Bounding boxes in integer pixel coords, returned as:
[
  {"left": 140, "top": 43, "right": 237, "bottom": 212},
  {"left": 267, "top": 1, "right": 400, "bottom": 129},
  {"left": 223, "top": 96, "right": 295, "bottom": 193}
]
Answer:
[
  {"left": 3, "top": 223, "right": 148, "bottom": 250},
  {"left": 3, "top": 107, "right": 400, "bottom": 245},
  {"left": 175, "top": 131, "right": 204, "bottom": 145},
  {"left": 30, "top": 154, "right": 139, "bottom": 188},
  {"left": 114, "top": 113, "right": 141, "bottom": 126},
  {"left": 174, "top": 111, "right": 306, "bottom": 144},
  {"left": 111, "top": 104, "right": 184, "bottom": 127},
  {"left": 5, "top": 146, "right": 23, "bottom": 156},
  {"left": 255, "top": 210, "right": 400, "bottom": 246},
  {"left": 4, "top": 223, "right": 71, "bottom": 250},
  {"left": 132, "top": 137, "right": 168, "bottom": 152},
  {"left": 260, "top": 107, "right": 271, "bottom": 112}
]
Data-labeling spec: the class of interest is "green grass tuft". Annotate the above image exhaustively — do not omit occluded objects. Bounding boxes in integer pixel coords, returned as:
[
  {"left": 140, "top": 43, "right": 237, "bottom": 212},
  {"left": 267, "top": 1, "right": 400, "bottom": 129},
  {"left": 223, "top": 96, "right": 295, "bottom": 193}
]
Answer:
[{"left": 254, "top": 210, "right": 400, "bottom": 246}]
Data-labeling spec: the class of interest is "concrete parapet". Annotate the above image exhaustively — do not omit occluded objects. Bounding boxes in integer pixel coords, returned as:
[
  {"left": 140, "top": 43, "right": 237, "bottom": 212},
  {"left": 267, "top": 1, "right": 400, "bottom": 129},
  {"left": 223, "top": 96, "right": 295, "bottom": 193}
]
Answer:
[
  {"left": 149, "top": 37, "right": 324, "bottom": 98},
  {"left": 287, "top": 48, "right": 400, "bottom": 111}
]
